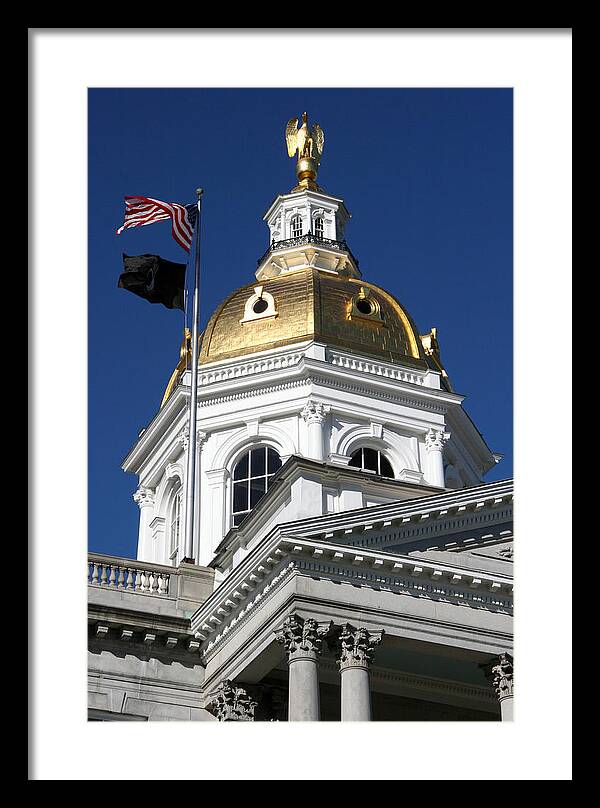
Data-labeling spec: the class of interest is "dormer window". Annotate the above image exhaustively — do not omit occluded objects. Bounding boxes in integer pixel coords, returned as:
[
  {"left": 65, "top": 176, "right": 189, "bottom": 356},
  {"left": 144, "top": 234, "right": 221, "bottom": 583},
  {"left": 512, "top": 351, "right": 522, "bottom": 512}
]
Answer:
[
  {"left": 348, "top": 287, "right": 383, "bottom": 324},
  {"left": 291, "top": 215, "right": 303, "bottom": 238},
  {"left": 314, "top": 217, "right": 324, "bottom": 239},
  {"left": 240, "top": 286, "right": 278, "bottom": 324}
]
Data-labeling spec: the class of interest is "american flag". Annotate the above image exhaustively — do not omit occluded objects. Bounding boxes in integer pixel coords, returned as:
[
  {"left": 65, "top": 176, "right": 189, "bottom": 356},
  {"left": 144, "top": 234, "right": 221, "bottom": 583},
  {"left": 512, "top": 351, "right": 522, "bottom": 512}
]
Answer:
[{"left": 116, "top": 196, "right": 196, "bottom": 253}]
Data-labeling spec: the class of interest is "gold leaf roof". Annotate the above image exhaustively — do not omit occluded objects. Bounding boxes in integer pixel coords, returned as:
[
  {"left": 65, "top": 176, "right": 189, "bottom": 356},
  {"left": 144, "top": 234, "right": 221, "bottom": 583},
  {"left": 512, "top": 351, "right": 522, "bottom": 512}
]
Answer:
[
  {"left": 199, "top": 268, "right": 426, "bottom": 366},
  {"left": 161, "top": 269, "right": 435, "bottom": 407}
]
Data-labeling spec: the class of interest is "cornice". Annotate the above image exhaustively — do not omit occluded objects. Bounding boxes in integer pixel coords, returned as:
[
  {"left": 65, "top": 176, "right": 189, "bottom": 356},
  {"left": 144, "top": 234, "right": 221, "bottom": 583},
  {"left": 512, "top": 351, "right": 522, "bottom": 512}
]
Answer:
[
  {"left": 192, "top": 534, "right": 513, "bottom": 660},
  {"left": 88, "top": 613, "right": 200, "bottom": 656},
  {"left": 122, "top": 342, "right": 472, "bottom": 474},
  {"left": 262, "top": 188, "right": 348, "bottom": 222},
  {"left": 200, "top": 377, "right": 310, "bottom": 408},
  {"left": 121, "top": 386, "right": 187, "bottom": 473},
  {"left": 308, "top": 369, "right": 450, "bottom": 414},
  {"left": 280, "top": 478, "right": 513, "bottom": 542},
  {"left": 194, "top": 366, "right": 452, "bottom": 414},
  {"left": 329, "top": 506, "right": 514, "bottom": 555},
  {"left": 214, "top": 477, "right": 513, "bottom": 567}
]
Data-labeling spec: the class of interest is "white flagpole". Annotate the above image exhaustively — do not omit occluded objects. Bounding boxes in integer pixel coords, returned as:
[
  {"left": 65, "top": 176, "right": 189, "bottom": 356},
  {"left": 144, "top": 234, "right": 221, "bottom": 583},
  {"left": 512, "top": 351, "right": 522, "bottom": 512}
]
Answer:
[{"left": 183, "top": 188, "right": 204, "bottom": 563}]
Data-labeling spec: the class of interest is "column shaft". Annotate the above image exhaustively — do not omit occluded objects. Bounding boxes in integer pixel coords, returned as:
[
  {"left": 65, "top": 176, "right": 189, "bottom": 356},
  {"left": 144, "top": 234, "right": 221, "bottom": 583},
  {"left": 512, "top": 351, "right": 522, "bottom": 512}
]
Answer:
[
  {"left": 307, "top": 420, "right": 324, "bottom": 461},
  {"left": 424, "top": 429, "right": 450, "bottom": 487},
  {"left": 340, "top": 665, "right": 372, "bottom": 721},
  {"left": 427, "top": 448, "right": 446, "bottom": 487},
  {"left": 499, "top": 695, "right": 514, "bottom": 721},
  {"left": 288, "top": 655, "right": 321, "bottom": 721}
]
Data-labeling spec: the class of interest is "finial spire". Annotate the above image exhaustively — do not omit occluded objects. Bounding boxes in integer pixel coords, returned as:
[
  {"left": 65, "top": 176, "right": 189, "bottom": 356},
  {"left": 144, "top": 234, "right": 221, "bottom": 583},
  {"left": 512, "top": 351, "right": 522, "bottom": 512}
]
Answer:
[{"left": 285, "top": 112, "right": 325, "bottom": 191}]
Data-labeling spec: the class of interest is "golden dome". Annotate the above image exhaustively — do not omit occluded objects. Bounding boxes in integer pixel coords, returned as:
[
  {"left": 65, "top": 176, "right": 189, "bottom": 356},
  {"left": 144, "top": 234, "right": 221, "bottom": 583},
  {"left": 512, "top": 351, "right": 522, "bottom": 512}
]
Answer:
[{"left": 198, "top": 268, "right": 427, "bottom": 367}]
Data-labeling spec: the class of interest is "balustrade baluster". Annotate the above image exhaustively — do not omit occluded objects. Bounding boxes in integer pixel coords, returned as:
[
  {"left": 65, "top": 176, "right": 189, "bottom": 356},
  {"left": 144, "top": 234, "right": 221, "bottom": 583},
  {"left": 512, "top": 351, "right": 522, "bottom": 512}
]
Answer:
[{"left": 88, "top": 558, "right": 174, "bottom": 597}]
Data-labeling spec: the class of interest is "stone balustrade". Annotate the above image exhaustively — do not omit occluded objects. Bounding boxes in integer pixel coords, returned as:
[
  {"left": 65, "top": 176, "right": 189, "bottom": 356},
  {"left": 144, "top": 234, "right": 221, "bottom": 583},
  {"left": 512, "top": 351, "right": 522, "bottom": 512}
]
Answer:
[{"left": 88, "top": 553, "right": 172, "bottom": 597}]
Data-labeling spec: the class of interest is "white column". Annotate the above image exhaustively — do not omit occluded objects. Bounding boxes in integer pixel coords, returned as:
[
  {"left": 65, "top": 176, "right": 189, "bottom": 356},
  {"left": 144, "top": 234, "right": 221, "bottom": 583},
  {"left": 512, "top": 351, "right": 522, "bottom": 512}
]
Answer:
[
  {"left": 191, "top": 431, "right": 208, "bottom": 563},
  {"left": 275, "top": 615, "right": 332, "bottom": 721},
  {"left": 424, "top": 428, "right": 450, "bottom": 487},
  {"left": 483, "top": 652, "right": 514, "bottom": 721},
  {"left": 335, "top": 624, "right": 383, "bottom": 721},
  {"left": 133, "top": 486, "right": 155, "bottom": 562},
  {"left": 301, "top": 399, "right": 329, "bottom": 461},
  {"left": 178, "top": 426, "right": 208, "bottom": 562}
]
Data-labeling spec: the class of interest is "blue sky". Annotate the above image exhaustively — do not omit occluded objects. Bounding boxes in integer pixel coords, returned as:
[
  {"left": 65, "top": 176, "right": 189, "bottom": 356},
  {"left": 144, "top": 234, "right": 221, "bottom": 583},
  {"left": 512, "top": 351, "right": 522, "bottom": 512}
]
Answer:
[{"left": 88, "top": 88, "right": 513, "bottom": 558}]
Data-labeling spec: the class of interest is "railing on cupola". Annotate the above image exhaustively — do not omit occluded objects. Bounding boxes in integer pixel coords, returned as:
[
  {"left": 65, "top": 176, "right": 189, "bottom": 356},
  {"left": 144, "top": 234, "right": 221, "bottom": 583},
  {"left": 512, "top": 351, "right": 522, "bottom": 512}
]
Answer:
[{"left": 257, "top": 233, "right": 359, "bottom": 269}]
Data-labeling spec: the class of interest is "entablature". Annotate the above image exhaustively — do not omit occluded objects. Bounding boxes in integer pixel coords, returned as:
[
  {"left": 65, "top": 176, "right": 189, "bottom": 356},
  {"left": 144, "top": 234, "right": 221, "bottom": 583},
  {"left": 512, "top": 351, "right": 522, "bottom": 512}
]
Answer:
[{"left": 191, "top": 526, "right": 514, "bottom": 662}]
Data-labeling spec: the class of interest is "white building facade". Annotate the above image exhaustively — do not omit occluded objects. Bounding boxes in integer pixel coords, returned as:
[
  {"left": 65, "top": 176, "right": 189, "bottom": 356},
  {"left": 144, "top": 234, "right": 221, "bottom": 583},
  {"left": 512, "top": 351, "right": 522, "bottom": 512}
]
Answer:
[{"left": 88, "top": 117, "right": 513, "bottom": 722}]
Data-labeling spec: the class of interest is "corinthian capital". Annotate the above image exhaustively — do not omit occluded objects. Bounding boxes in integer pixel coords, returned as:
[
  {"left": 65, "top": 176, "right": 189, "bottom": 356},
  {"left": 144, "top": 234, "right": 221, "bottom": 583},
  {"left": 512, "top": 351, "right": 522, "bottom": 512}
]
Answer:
[
  {"left": 335, "top": 624, "right": 384, "bottom": 670},
  {"left": 425, "top": 428, "right": 451, "bottom": 452},
  {"left": 275, "top": 614, "right": 332, "bottom": 661},
  {"left": 178, "top": 425, "right": 208, "bottom": 453},
  {"left": 482, "top": 652, "right": 514, "bottom": 701},
  {"left": 206, "top": 679, "right": 257, "bottom": 722},
  {"left": 133, "top": 486, "right": 154, "bottom": 507},
  {"left": 301, "top": 399, "right": 329, "bottom": 425}
]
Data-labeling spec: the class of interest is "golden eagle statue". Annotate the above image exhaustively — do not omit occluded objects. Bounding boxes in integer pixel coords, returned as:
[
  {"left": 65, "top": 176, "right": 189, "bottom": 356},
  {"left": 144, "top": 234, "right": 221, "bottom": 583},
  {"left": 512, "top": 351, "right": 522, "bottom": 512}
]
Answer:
[{"left": 285, "top": 112, "right": 325, "bottom": 189}]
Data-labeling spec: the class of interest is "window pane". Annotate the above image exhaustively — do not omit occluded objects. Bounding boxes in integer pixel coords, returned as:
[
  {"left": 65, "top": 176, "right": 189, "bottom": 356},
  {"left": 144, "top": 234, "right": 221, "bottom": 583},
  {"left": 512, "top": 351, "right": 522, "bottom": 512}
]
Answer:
[
  {"left": 233, "top": 481, "right": 249, "bottom": 514},
  {"left": 250, "top": 477, "right": 266, "bottom": 508},
  {"left": 363, "top": 448, "right": 378, "bottom": 472},
  {"left": 250, "top": 447, "right": 266, "bottom": 478},
  {"left": 233, "top": 513, "right": 244, "bottom": 527},
  {"left": 267, "top": 448, "right": 282, "bottom": 474},
  {"left": 379, "top": 455, "right": 394, "bottom": 478},
  {"left": 233, "top": 452, "right": 249, "bottom": 481},
  {"left": 349, "top": 449, "right": 362, "bottom": 468}
]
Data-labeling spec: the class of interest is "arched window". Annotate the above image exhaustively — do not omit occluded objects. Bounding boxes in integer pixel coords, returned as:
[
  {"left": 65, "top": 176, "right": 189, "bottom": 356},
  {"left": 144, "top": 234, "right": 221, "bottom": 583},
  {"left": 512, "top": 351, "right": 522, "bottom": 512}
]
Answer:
[
  {"left": 291, "top": 214, "right": 303, "bottom": 239},
  {"left": 349, "top": 448, "right": 394, "bottom": 479},
  {"left": 314, "top": 217, "right": 324, "bottom": 239},
  {"left": 169, "top": 486, "right": 182, "bottom": 564},
  {"left": 232, "top": 446, "right": 282, "bottom": 526}
]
